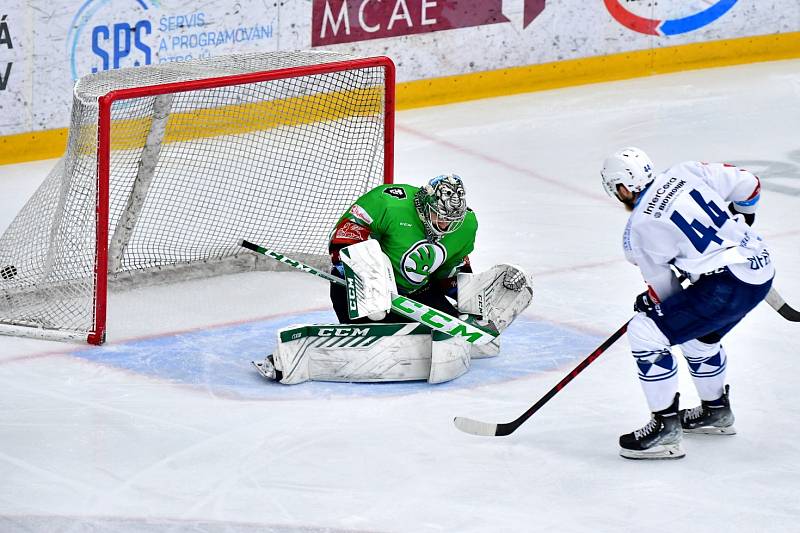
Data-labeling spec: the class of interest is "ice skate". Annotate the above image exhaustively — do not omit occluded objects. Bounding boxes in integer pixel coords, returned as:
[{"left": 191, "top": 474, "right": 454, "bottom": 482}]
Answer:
[
  {"left": 252, "top": 354, "right": 282, "bottom": 382},
  {"left": 680, "top": 384, "right": 736, "bottom": 435},
  {"left": 619, "top": 394, "right": 685, "bottom": 460}
]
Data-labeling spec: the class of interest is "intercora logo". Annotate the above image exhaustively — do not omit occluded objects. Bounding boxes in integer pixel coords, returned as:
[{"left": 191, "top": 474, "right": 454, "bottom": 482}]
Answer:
[{"left": 604, "top": 0, "right": 739, "bottom": 36}]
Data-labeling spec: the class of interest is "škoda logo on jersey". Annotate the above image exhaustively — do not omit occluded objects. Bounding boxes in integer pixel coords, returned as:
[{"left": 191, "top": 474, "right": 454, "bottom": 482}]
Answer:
[
  {"left": 401, "top": 241, "right": 446, "bottom": 285},
  {"left": 605, "top": 0, "right": 738, "bottom": 36}
]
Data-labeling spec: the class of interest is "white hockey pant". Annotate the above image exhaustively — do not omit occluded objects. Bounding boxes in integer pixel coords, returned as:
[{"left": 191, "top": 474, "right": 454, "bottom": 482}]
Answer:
[{"left": 628, "top": 313, "right": 728, "bottom": 411}]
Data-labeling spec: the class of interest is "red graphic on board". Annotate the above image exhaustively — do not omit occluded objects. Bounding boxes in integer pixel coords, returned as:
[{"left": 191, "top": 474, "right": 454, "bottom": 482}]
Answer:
[
  {"left": 524, "top": 0, "right": 545, "bottom": 29},
  {"left": 312, "top": 0, "right": 511, "bottom": 46}
]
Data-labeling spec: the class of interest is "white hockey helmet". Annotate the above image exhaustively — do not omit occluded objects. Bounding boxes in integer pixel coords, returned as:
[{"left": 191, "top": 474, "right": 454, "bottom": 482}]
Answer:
[{"left": 601, "top": 147, "right": 655, "bottom": 199}]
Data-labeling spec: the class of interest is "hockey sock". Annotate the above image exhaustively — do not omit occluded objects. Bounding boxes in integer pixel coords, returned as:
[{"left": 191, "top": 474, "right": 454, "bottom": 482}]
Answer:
[
  {"left": 679, "top": 339, "right": 727, "bottom": 402},
  {"left": 628, "top": 313, "right": 678, "bottom": 412}
]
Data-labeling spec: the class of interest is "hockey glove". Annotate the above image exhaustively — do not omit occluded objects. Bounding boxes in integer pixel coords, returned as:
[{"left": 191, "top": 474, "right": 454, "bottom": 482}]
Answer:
[
  {"left": 728, "top": 202, "right": 755, "bottom": 226},
  {"left": 634, "top": 291, "right": 657, "bottom": 314}
]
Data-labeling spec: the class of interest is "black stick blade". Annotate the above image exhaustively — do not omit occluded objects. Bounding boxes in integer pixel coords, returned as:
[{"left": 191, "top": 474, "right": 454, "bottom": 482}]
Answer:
[
  {"left": 765, "top": 287, "right": 800, "bottom": 322},
  {"left": 778, "top": 303, "right": 800, "bottom": 322}
]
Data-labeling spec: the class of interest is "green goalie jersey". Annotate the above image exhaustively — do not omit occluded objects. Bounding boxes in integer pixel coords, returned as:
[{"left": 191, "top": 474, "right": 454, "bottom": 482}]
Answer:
[{"left": 335, "top": 184, "right": 478, "bottom": 294}]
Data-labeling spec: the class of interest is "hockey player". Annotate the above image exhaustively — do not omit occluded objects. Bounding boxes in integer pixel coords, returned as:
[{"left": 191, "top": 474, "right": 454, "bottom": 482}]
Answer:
[
  {"left": 601, "top": 147, "right": 774, "bottom": 460},
  {"left": 254, "top": 175, "right": 533, "bottom": 385},
  {"left": 328, "top": 175, "right": 479, "bottom": 323}
]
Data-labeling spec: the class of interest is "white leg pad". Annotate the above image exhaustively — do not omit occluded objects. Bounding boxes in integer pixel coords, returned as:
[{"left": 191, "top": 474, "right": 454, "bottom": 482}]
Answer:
[
  {"left": 429, "top": 333, "right": 471, "bottom": 384},
  {"left": 273, "top": 323, "right": 431, "bottom": 384},
  {"left": 470, "top": 337, "right": 500, "bottom": 359}
]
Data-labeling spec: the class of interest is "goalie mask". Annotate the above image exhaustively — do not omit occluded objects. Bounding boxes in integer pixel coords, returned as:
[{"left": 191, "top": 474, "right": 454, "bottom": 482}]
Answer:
[{"left": 415, "top": 174, "right": 467, "bottom": 241}]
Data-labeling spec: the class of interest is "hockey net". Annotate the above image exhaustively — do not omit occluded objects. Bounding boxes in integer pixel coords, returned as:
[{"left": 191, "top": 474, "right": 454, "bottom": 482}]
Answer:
[{"left": 0, "top": 51, "right": 394, "bottom": 344}]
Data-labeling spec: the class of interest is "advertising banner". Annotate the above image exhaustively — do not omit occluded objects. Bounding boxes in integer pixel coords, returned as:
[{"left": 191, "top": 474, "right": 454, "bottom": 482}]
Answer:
[{"left": 0, "top": 0, "right": 798, "bottom": 138}]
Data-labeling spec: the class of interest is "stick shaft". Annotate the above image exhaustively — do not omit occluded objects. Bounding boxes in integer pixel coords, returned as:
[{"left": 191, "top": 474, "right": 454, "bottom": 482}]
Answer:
[{"left": 454, "top": 320, "right": 630, "bottom": 436}]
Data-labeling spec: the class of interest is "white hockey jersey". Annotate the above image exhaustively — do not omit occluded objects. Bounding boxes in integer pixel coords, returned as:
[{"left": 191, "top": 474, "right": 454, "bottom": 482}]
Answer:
[{"left": 623, "top": 161, "right": 773, "bottom": 301}]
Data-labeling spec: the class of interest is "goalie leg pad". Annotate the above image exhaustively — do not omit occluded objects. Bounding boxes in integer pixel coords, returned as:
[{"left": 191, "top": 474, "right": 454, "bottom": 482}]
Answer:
[
  {"left": 470, "top": 336, "right": 500, "bottom": 359},
  {"left": 271, "top": 323, "right": 432, "bottom": 384},
  {"left": 457, "top": 264, "right": 533, "bottom": 332},
  {"left": 428, "top": 331, "right": 471, "bottom": 384}
]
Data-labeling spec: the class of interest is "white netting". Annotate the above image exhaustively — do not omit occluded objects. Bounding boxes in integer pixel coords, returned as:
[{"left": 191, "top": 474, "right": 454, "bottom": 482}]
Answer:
[{"left": 0, "top": 51, "right": 390, "bottom": 340}]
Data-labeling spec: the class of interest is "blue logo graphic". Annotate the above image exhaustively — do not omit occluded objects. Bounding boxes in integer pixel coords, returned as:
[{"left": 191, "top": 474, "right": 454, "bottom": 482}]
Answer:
[
  {"left": 67, "top": 0, "right": 159, "bottom": 80},
  {"left": 67, "top": 1, "right": 274, "bottom": 81}
]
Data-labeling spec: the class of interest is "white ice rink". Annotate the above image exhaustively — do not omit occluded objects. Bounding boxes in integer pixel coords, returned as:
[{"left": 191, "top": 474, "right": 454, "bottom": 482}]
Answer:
[{"left": 1, "top": 59, "right": 799, "bottom": 532}]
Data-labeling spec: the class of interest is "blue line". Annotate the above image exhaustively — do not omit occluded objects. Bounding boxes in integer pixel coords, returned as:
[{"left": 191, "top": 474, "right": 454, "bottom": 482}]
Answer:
[{"left": 660, "top": 0, "right": 738, "bottom": 36}]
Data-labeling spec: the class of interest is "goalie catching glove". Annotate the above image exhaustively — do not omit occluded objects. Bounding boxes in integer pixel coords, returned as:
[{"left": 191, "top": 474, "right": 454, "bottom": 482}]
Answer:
[
  {"left": 457, "top": 264, "right": 533, "bottom": 332},
  {"left": 339, "top": 239, "right": 396, "bottom": 321}
]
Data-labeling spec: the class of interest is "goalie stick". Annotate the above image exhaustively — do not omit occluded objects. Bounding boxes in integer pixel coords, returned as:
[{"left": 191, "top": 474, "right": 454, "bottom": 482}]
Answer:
[
  {"left": 765, "top": 287, "right": 800, "bottom": 322},
  {"left": 453, "top": 320, "right": 630, "bottom": 437},
  {"left": 240, "top": 240, "right": 497, "bottom": 345}
]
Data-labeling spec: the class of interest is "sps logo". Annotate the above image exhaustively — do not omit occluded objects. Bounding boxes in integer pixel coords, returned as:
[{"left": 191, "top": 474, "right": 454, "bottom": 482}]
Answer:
[
  {"left": 605, "top": 0, "right": 738, "bottom": 36},
  {"left": 68, "top": 0, "right": 156, "bottom": 80}
]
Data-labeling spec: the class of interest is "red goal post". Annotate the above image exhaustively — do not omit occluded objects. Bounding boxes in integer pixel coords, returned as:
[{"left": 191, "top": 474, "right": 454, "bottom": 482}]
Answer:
[{"left": 0, "top": 52, "right": 395, "bottom": 345}]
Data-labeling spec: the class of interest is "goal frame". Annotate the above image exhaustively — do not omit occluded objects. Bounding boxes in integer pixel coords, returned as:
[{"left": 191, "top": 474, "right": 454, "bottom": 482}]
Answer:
[{"left": 88, "top": 56, "right": 396, "bottom": 345}]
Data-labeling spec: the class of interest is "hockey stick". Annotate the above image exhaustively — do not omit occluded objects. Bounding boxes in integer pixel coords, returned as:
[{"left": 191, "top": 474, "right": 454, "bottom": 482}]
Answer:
[
  {"left": 240, "top": 239, "right": 497, "bottom": 345},
  {"left": 453, "top": 320, "right": 630, "bottom": 437},
  {"left": 765, "top": 287, "right": 800, "bottom": 322}
]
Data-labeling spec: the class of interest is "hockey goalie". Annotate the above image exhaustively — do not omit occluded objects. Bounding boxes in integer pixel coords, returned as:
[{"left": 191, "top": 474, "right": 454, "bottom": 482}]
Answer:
[{"left": 253, "top": 175, "right": 533, "bottom": 384}]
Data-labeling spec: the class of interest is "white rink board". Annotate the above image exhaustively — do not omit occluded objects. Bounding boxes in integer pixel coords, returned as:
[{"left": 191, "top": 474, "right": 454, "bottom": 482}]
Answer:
[
  {"left": 0, "top": 60, "right": 799, "bottom": 532},
  {"left": 1, "top": 0, "right": 799, "bottom": 134}
]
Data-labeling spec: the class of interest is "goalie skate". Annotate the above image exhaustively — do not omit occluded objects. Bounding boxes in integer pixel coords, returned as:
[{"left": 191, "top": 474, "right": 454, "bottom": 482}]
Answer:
[{"left": 252, "top": 355, "right": 281, "bottom": 381}]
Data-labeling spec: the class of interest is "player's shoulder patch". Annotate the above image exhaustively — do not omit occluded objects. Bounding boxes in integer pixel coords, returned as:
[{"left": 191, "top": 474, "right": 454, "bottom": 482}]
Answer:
[{"left": 383, "top": 186, "right": 407, "bottom": 200}]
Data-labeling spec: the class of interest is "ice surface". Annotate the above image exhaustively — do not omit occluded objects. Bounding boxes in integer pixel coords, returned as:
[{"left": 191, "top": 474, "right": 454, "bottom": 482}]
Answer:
[{"left": 1, "top": 59, "right": 799, "bottom": 532}]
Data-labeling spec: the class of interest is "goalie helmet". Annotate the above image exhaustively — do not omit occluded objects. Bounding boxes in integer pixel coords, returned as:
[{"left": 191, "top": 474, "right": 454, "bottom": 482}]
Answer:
[
  {"left": 601, "top": 147, "right": 655, "bottom": 199},
  {"left": 414, "top": 174, "right": 467, "bottom": 241}
]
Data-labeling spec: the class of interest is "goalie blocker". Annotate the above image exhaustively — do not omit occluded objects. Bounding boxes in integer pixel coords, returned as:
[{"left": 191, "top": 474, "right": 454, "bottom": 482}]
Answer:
[{"left": 253, "top": 257, "right": 533, "bottom": 385}]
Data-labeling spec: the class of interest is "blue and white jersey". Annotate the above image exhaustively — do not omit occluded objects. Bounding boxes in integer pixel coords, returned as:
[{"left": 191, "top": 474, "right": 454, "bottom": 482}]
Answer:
[{"left": 623, "top": 161, "right": 773, "bottom": 301}]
